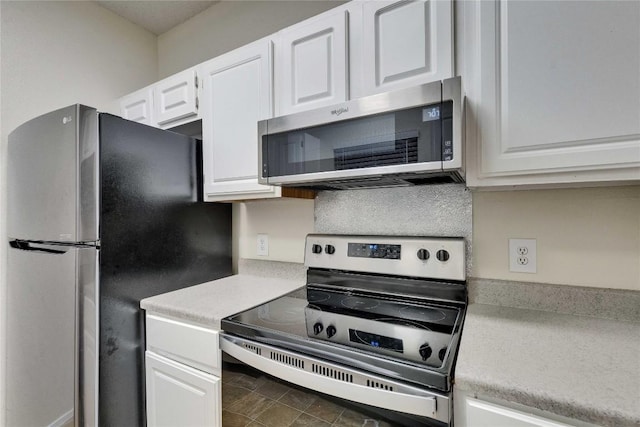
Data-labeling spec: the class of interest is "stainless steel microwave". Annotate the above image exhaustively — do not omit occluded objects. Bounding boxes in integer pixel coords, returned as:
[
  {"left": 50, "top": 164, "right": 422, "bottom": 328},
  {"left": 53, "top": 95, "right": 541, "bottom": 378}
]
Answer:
[{"left": 258, "top": 77, "right": 463, "bottom": 190}]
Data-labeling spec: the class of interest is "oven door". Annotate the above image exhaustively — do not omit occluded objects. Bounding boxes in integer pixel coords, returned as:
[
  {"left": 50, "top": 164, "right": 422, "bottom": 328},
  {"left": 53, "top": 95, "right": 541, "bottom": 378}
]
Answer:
[{"left": 220, "top": 334, "right": 450, "bottom": 427}]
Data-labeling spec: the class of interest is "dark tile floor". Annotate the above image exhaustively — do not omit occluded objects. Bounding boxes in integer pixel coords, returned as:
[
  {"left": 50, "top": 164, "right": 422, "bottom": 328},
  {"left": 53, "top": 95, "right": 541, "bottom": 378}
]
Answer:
[{"left": 221, "top": 362, "right": 397, "bottom": 427}]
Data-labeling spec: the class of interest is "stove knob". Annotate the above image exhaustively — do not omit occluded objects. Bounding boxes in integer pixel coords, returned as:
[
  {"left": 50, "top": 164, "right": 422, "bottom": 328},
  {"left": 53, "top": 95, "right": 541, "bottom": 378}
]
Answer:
[
  {"left": 326, "top": 325, "right": 337, "bottom": 338},
  {"left": 419, "top": 343, "right": 432, "bottom": 361},
  {"left": 312, "top": 244, "right": 323, "bottom": 254},
  {"left": 436, "top": 249, "right": 450, "bottom": 262},
  {"left": 313, "top": 322, "right": 323, "bottom": 335},
  {"left": 438, "top": 347, "right": 447, "bottom": 362},
  {"left": 417, "top": 249, "right": 430, "bottom": 261},
  {"left": 325, "top": 244, "right": 336, "bottom": 255}
]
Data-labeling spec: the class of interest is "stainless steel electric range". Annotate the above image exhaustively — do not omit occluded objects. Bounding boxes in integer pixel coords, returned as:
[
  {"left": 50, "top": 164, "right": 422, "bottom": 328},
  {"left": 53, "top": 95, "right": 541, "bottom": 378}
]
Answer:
[{"left": 221, "top": 234, "right": 467, "bottom": 426}]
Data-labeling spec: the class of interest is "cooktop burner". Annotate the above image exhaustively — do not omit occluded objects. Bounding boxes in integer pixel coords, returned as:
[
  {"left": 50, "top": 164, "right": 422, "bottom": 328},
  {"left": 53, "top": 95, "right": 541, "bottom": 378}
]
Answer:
[
  {"left": 341, "top": 296, "right": 380, "bottom": 310},
  {"left": 256, "top": 304, "right": 305, "bottom": 325},
  {"left": 399, "top": 306, "right": 447, "bottom": 323},
  {"left": 307, "top": 290, "right": 331, "bottom": 303}
]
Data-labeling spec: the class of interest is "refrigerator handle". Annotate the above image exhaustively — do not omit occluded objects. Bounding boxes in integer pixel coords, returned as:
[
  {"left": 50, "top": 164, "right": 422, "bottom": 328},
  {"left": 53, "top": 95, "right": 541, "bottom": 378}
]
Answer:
[{"left": 9, "top": 240, "right": 69, "bottom": 254}]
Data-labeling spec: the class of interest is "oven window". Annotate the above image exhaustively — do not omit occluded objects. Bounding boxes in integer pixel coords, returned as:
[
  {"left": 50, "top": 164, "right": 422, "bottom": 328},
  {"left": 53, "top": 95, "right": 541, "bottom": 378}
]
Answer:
[{"left": 221, "top": 360, "right": 446, "bottom": 427}]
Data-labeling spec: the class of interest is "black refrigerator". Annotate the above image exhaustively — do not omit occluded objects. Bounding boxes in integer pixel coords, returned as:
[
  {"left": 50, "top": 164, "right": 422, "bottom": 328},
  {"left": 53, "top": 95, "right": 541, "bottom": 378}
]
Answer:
[{"left": 6, "top": 105, "right": 232, "bottom": 427}]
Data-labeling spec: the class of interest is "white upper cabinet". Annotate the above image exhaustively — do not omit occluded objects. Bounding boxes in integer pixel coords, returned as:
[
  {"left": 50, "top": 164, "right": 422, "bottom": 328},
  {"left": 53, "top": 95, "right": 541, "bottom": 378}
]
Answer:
[
  {"left": 275, "top": 7, "right": 349, "bottom": 116},
  {"left": 154, "top": 68, "right": 200, "bottom": 129},
  {"left": 463, "top": 0, "right": 640, "bottom": 187},
  {"left": 119, "top": 87, "right": 154, "bottom": 125},
  {"left": 351, "top": 0, "right": 454, "bottom": 98},
  {"left": 200, "top": 38, "right": 281, "bottom": 201},
  {"left": 118, "top": 68, "right": 200, "bottom": 129}
]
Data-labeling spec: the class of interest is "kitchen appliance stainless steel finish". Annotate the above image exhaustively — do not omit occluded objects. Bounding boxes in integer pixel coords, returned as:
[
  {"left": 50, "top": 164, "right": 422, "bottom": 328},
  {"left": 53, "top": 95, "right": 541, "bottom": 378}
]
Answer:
[
  {"left": 6, "top": 105, "right": 232, "bottom": 427},
  {"left": 221, "top": 234, "right": 467, "bottom": 426},
  {"left": 258, "top": 77, "right": 463, "bottom": 190}
]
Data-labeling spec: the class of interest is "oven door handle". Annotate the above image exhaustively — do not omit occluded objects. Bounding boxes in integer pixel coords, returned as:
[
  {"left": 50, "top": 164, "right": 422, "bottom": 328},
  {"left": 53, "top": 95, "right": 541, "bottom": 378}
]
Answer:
[{"left": 220, "top": 334, "right": 448, "bottom": 423}]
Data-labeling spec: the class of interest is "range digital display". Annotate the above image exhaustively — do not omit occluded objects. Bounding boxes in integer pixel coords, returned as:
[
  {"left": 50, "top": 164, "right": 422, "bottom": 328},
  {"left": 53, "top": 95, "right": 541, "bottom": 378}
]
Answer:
[
  {"left": 349, "top": 329, "right": 403, "bottom": 353},
  {"left": 347, "top": 243, "right": 401, "bottom": 259}
]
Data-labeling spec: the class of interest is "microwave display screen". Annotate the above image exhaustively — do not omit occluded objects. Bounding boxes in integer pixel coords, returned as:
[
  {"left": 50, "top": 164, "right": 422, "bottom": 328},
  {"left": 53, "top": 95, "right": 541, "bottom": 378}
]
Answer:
[
  {"left": 422, "top": 106, "right": 441, "bottom": 122},
  {"left": 262, "top": 101, "right": 453, "bottom": 179}
]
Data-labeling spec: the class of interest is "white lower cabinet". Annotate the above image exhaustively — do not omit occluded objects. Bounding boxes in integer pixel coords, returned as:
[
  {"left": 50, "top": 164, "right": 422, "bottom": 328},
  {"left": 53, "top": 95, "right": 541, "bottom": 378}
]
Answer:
[
  {"left": 146, "top": 352, "right": 221, "bottom": 427},
  {"left": 455, "top": 393, "right": 599, "bottom": 427},
  {"left": 145, "top": 313, "right": 222, "bottom": 427}
]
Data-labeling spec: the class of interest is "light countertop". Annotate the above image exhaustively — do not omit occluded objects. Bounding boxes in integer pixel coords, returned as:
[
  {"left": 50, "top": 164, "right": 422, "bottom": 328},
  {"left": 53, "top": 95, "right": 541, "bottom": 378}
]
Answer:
[
  {"left": 140, "top": 274, "right": 304, "bottom": 330},
  {"left": 455, "top": 303, "right": 640, "bottom": 427},
  {"left": 140, "top": 267, "right": 640, "bottom": 426}
]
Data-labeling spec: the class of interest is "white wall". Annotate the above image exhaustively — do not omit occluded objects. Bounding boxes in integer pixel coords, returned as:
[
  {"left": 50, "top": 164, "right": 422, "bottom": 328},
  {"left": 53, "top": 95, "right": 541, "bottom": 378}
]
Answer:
[
  {"left": 235, "top": 199, "right": 315, "bottom": 266},
  {"left": 0, "top": 1, "right": 157, "bottom": 423},
  {"left": 158, "top": 0, "right": 346, "bottom": 78},
  {"left": 473, "top": 186, "right": 640, "bottom": 290}
]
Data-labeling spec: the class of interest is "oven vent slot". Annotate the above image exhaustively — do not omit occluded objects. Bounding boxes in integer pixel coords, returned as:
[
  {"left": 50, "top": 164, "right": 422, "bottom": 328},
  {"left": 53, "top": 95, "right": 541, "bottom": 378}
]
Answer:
[
  {"left": 311, "top": 364, "right": 354, "bottom": 383},
  {"left": 366, "top": 379, "right": 394, "bottom": 392},
  {"left": 270, "top": 351, "right": 305, "bottom": 369},
  {"left": 243, "top": 343, "right": 262, "bottom": 356}
]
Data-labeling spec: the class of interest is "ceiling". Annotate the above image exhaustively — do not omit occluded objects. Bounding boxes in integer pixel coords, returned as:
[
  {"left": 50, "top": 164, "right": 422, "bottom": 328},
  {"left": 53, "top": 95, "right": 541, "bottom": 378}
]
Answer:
[{"left": 96, "top": 0, "right": 218, "bottom": 35}]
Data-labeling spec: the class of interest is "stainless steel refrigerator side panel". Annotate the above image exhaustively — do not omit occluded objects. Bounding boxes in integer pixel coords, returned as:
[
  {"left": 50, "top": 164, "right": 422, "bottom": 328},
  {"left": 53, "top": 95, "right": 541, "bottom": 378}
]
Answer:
[
  {"left": 7, "top": 105, "right": 99, "bottom": 243},
  {"left": 6, "top": 244, "right": 84, "bottom": 427},
  {"left": 258, "top": 80, "right": 444, "bottom": 185},
  {"left": 77, "top": 248, "right": 99, "bottom": 427},
  {"left": 77, "top": 105, "right": 99, "bottom": 243}
]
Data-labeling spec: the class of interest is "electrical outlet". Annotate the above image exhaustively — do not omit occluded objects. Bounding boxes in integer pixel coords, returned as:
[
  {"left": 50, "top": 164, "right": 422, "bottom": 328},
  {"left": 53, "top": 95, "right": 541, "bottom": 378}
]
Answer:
[
  {"left": 257, "top": 234, "right": 269, "bottom": 256},
  {"left": 509, "top": 238, "right": 536, "bottom": 273}
]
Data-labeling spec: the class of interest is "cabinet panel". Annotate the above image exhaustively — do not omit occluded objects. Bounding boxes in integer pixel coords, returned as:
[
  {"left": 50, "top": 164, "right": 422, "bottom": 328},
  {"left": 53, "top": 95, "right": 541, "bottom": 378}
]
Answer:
[
  {"left": 466, "top": 0, "right": 640, "bottom": 186},
  {"left": 276, "top": 9, "right": 348, "bottom": 115},
  {"left": 154, "top": 68, "right": 199, "bottom": 127},
  {"left": 354, "top": 0, "right": 453, "bottom": 97},
  {"left": 200, "top": 38, "right": 280, "bottom": 201},
  {"left": 119, "top": 88, "right": 154, "bottom": 125},
  {"left": 146, "top": 352, "right": 220, "bottom": 427},
  {"left": 146, "top": 314, "right": 220, "bottom": 376},
  {"left": 463, "top": 397, "right": 573, "bottom": 427}
]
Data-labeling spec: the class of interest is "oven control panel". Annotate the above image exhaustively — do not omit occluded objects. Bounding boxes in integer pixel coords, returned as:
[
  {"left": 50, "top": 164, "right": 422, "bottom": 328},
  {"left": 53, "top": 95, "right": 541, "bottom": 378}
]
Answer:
[
  {"left": 305, "top": 307, "right": 452, "bottom": 367},
  {"left": 304, "top": 234, "right": 465, "bottom": 281},
  {"left": 347, "top": 243, "right": 401, "bottom": 260}
]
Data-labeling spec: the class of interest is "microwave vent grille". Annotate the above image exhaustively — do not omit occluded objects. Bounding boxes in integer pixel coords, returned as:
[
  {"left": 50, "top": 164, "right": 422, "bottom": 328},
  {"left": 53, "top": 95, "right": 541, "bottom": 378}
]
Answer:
[
  {"left": 320, "top": 177, "right": 413, "bottom": 190},
  {"left": 334, "top": 138, "right": 418, "bottom": 171}
]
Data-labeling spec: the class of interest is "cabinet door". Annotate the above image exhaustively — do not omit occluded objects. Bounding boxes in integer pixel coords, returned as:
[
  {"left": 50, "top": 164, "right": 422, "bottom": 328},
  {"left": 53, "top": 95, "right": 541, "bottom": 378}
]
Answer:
[
  {"left": 275, "top": 8, "right": 348, "bottom": 115},
  {"left": 353, "top": 0, "right": 453, "bottom": 98},
  {"left": 119, "top": 87, "right": 154, "bottom": 126},
  {"left": 146, "top": 352, "right": 221, "bottom": 427},
  {"left": 200, "top": 38, "right": 281, "bottom": 201},
  {"left": 465, "top": 0, "right": 640, "bottom": 187},
  {"left": 154, "top": 68, "right": 199, "bottom": 128},
  {"left": 462, "top": 397, "right": 574, "bottom": 427}
]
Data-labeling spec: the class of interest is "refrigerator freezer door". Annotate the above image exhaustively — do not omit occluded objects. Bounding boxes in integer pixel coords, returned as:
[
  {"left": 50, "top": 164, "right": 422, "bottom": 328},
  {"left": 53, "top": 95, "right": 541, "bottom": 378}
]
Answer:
[
  {"left": 7, "top": 105, "right": 99, "bottom": 243},
  {"left": 6, "top": 243, "right": 99, "bottom": 427}
]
